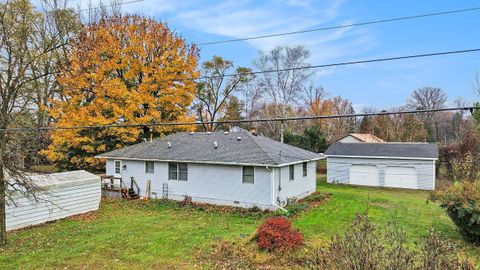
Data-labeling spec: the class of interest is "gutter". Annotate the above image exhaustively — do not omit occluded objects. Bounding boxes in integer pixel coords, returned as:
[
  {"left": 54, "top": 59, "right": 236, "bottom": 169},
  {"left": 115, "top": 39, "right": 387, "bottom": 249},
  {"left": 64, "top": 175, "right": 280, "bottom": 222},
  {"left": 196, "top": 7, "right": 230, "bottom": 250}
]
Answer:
[
  {"left": 266, "top": 166, "right": 288, "bottom": 212},
  {"left": 96, "top": 156, "right": 324, "bottom": 167},
  {"left": 325, "top": 154, "right": 438, "bottom": 161}
]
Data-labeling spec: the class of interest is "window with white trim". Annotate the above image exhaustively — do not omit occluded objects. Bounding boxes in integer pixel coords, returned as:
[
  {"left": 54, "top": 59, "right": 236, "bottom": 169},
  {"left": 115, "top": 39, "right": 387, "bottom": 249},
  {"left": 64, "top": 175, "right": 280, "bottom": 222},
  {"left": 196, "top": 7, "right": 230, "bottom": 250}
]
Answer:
[
  {"left": 242, "top": 166, "right": 254, "bottom": 184},
  {"left": 303, "top": 162, "right": 307, "bottom": 177},
  {"left": 114, "top": 160, "right": 121, "bottom": 174},
  {"left": 289, "top": 165, "right": 295, "bottom": 181},
  {"left": 169, "top": 162, "right": 188, "bottom": 181},
  {"left": 145, "top": 161, "right": 155, "bottom": 174}
]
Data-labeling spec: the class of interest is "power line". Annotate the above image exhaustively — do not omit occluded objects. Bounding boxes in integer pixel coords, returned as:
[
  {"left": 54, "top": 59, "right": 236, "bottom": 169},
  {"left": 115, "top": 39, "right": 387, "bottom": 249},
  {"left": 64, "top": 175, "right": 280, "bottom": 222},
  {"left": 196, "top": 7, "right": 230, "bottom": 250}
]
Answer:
[
  {"left": 196, "top": 48, "right": 480, "bottom": 80},
  {"left": 50, "top": 48, "right": 480, "bottom": 88},
  {"left": 196, "top": 7, "right": 480, "bottom": 46},
  {"left": 1, "top": 106, "right": 478, "bottom": 132}
]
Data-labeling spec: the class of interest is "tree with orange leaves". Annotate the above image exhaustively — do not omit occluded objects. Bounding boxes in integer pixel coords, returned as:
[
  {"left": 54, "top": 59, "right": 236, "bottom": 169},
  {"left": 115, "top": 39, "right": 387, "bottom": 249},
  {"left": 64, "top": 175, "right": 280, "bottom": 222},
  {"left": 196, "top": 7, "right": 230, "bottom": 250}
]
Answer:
[{"left": 43, "top": 15, "right": 199, "bottom": 170}]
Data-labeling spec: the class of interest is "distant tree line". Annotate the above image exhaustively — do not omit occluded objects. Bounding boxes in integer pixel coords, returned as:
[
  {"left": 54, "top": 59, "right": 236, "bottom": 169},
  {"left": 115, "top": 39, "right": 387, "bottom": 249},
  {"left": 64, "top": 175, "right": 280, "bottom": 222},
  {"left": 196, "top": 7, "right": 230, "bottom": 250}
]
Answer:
[{"left": 1, "top": 0, "right": 478, "bottom": 172}]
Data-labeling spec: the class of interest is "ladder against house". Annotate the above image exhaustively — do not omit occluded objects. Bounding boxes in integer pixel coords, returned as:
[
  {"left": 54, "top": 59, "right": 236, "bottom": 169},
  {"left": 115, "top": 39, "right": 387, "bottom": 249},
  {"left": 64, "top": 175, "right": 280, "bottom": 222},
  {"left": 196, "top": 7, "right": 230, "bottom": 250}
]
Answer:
[{"left": 100, "top": 175, "right": 140, "bottom": 200}]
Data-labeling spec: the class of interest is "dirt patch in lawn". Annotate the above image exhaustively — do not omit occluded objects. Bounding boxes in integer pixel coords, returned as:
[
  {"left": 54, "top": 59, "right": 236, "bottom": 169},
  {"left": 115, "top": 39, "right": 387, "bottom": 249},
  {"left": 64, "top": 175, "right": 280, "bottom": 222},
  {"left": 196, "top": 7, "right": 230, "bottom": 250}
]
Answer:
[{"left": 68, "top": 211, "right": 98, "bottom": 222}]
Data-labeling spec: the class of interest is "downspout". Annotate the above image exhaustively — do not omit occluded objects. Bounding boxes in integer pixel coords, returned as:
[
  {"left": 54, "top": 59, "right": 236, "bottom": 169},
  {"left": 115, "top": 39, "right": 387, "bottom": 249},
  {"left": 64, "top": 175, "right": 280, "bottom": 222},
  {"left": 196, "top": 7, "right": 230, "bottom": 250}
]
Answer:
[{"left": 266, "top": 166, "right": 288, "bottom": 212}]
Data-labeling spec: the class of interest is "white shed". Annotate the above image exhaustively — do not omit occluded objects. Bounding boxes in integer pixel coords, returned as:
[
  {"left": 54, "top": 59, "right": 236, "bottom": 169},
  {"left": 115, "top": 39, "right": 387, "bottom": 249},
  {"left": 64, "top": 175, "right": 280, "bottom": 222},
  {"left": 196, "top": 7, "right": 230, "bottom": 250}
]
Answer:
[{"left": 6, "top": 170, "right": 101, "bottom": 231}]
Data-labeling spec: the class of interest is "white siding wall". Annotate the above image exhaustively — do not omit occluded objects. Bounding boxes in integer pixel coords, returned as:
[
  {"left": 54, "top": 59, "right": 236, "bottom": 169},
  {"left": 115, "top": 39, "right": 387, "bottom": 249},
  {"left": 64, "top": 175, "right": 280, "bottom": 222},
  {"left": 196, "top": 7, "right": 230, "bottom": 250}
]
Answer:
[
  {"left": 276, "top": 161, "right": 317, "bottom": 205},
  {"left": 106, "top": 159, "right": 274, "bottom": 209},
  {"left": 6, "top": 171, "right": 101, "bottom": 231},
  {"left": 326, "top": 157, "right": 435, "bottom": 190},
  {"left": 105, "top": 159, "right": 319, "bottom": 209},
  {"left": 338, "top": 136, "right": 361, "bottom": 143}
]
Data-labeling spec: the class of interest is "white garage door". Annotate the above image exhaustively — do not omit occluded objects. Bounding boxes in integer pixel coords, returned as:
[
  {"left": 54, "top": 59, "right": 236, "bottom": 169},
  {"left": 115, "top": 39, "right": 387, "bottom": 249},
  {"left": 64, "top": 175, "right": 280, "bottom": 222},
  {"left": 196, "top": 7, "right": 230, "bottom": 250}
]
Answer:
[
  {"left": 349, "top": 165, "right": 379, "bottom": 186},
  {"left": 385, "top": 166, "right": 417, "bottom": 189}
]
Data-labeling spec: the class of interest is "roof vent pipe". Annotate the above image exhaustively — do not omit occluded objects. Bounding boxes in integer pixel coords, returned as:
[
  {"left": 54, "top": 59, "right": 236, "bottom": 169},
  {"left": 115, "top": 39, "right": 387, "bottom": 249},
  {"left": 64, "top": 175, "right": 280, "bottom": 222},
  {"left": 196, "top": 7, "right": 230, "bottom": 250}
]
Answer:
[
  {"left": 207, "top": 132, "right": 211, "bottom": 135},
  {"left": 237, "top": 136, "right": 242, "bottom": 141},
  {"left": 214, "top": 141, "right": 218, "bottom": 149},
  {"left": 167, "top": 142, "right": 171, "bottom": 148},
  {"left": 190, "top": 131, "right": 195, "bottom": 135},
  {"left": 224, "top": 131, "right": 229, "bottom": 135}
]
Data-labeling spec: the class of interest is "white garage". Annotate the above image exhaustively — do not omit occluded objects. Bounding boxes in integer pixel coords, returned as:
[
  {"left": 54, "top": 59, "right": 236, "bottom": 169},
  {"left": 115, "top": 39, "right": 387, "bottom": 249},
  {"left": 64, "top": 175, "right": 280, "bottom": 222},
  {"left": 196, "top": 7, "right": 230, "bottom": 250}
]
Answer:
[
  {"left": 325, "top": 141, "right": 438, "bottom": 190},
  {"left": 385, "top": 166, "right": 417, "bottom": 189},
  {"left": 350, "top": 165, "right": 379, "bottom": 186}
]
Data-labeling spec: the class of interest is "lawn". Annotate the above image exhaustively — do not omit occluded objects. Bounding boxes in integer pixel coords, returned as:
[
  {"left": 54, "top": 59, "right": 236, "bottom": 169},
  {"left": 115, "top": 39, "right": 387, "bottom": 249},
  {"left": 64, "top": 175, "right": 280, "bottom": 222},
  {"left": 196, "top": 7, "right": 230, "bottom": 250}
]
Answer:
[
  {"left": 297, "top": 176, "right": 480, "bottom": 264},
  {"left": 0, "top": 175, "right": 478, "bottom": 269}
]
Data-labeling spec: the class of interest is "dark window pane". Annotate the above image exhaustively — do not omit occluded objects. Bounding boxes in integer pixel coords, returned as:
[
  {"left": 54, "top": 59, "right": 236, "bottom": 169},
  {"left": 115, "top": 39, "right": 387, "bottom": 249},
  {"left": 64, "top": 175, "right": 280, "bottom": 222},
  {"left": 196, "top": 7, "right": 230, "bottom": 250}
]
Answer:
[
  {"left": 146, "top": 161, "right": 155, "bottom": 174},
  {"left": 303, "top": 162, "right": 307, "bottom": 177},
  {"left": 179, "top": 172, "right": 188, "bottom": 181},
  {"left": 289, "top": 165, "right": 295, "bottom": 180},
  {"left": 243, "top": 166, "right": 254, "bottom": 184},
  {"left": 178, "top": 163, "right": 188, "bottom": 181},
  {"left": 168, "top": 162, "right": 177, "bottom": 180},
  {"left": 115, "top": 161, "right": 121, "bottom": 174}
]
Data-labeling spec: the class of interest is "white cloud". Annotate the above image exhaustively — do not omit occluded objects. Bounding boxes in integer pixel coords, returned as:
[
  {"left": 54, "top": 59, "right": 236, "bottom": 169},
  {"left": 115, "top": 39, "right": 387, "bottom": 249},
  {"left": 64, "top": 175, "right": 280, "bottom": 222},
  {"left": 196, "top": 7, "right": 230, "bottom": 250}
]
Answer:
[
  {"left": 70, "top": 0, "right": 376, "bottom": 75},
  {"left": 173, "top": 0, "right": 374, "bottom": 64}
]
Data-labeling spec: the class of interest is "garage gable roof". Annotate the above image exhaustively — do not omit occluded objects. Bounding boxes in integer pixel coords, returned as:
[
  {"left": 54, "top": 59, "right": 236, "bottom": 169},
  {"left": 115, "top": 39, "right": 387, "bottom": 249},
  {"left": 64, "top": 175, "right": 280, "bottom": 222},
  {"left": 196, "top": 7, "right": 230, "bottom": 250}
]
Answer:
[{"left": 325, "top": 142, "right": 438, "bottom": 159}]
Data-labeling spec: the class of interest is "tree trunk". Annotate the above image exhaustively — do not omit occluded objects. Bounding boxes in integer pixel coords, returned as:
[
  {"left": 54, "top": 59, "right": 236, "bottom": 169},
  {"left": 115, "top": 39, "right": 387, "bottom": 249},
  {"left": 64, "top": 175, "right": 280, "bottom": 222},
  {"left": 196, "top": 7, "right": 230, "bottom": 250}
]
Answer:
[{"left": 0, "top": 128, "right": 6, "bottom": 246}]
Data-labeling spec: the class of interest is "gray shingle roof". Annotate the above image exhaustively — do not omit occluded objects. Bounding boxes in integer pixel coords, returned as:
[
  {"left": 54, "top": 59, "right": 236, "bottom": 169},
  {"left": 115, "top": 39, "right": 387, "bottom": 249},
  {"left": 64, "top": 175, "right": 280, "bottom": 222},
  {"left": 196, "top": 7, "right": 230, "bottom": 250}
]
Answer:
[
  {"left": 96, "top": 130, "right": 321, "bottom": 166},
  {"left": 325, "top": 142, "right": 438, "bottom": 159}
]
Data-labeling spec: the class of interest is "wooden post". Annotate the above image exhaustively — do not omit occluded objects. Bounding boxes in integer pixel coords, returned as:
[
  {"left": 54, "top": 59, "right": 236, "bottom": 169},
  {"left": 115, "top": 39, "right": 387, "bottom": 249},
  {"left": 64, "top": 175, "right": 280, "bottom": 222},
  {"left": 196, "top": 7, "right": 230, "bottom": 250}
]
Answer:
[{"left": 146, "top": 180, "right": 151, "bottom": 200}]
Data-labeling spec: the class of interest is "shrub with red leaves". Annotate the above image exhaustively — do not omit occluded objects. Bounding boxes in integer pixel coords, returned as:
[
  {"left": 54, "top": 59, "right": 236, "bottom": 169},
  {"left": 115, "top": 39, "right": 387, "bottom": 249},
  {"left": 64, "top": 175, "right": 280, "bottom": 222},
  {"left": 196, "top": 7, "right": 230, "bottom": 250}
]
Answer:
[{"left": 256, "top": 216, "right": 304, "bottom": 252}]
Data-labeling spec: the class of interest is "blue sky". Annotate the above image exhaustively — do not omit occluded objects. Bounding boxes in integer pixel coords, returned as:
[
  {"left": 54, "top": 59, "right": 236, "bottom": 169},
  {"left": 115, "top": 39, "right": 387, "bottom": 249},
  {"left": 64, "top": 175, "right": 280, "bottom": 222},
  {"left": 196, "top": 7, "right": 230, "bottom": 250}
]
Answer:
[{"left": 79, "top": 0, "right": 480, "bottom": 110}]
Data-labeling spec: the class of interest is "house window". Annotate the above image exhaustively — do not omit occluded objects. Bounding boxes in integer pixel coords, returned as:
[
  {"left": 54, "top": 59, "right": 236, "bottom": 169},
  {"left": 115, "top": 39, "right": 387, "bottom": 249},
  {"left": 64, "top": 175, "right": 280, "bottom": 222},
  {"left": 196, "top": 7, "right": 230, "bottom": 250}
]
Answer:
[
  {"left": 168, "top": 162, "right": 177, "bottom": 180},
  {"left": 145, "top": 161, "right": 155, "bottom": 174},
  {"left": 242, "top": 166, "right": 254, "bottom": 184},
  {"left": 169, "top": 162, "right": 188, "bottom": 181},
  {"left": 303, "top": 162, "right": 307, "bottom": 177},
  {"left": 289, "top": 165, "right": 295, "bottom": 181},
  {"left": 178, "top": 163, "right": 188, "bottom": 181},
  {"left": 114, "top": 160, "right": 121, "bottom": 174}
]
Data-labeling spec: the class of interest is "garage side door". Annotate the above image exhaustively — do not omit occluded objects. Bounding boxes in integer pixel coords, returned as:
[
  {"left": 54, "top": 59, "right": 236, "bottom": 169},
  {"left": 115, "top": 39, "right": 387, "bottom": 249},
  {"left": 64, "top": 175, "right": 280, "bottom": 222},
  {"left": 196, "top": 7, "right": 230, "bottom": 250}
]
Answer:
[
  {"left": 349, "top": 165, "right": 379, "bottom": 186},
  {"left": 385, "top": 166, "right": 417, "bottom": 189}
]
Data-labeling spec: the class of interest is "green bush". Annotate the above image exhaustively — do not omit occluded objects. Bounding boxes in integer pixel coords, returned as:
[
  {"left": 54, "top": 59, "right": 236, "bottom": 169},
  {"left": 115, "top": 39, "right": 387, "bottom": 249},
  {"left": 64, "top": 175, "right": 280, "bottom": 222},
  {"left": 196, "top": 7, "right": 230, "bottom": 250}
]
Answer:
[{"left": 430, "top": 181, "right": 480, "bottom": 244}]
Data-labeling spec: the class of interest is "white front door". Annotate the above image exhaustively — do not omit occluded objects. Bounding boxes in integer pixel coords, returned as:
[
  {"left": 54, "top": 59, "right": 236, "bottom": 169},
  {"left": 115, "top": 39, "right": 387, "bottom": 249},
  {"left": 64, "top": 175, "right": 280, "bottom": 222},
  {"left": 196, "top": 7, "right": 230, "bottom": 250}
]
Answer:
[
  {"left": 349, "top": 165, "right": 379, "bottom": 186},
  {"left": 385, "top": 166, "right": 417, "bottom": 189}
]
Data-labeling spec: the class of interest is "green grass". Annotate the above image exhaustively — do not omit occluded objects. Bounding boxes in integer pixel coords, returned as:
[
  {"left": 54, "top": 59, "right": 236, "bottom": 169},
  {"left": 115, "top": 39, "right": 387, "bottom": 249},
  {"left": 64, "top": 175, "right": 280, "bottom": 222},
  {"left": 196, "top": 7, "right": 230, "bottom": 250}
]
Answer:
[
  {"left": 0, "top": 200, "right": 262, "bottom": 269},
  {"left": 0, "top": 175, "right": 478, "bottom": 269},
  {"left": 295, "top": 175, "right": 480, "bottom": 266}
]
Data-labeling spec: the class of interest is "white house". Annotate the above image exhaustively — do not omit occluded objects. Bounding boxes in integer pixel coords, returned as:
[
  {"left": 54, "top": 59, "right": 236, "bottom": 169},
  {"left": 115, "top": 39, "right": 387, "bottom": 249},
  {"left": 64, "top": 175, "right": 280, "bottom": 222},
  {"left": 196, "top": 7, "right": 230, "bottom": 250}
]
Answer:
[
  {"left": 325, "top": 142, "right": 438, "bottom": 190},
  {"left": 96, "top": 129, "right": 321, "bottom": 210},
  {"left": 338, "top": 133, "right": 385, "bottom": 143}
]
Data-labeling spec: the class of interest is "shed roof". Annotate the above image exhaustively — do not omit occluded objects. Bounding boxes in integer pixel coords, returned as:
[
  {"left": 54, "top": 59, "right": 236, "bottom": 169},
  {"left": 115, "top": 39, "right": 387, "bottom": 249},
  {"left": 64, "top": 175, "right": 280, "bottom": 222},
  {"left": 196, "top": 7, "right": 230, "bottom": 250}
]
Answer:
[
  {"left": 30, "top": 170, "right": 100, "bottom": 187},
  {"left": 325, "top": 142, "right": 438, "bottom": 159},
  {"left": 96, "top": 129, "right": 321, "bottom": 166}
]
